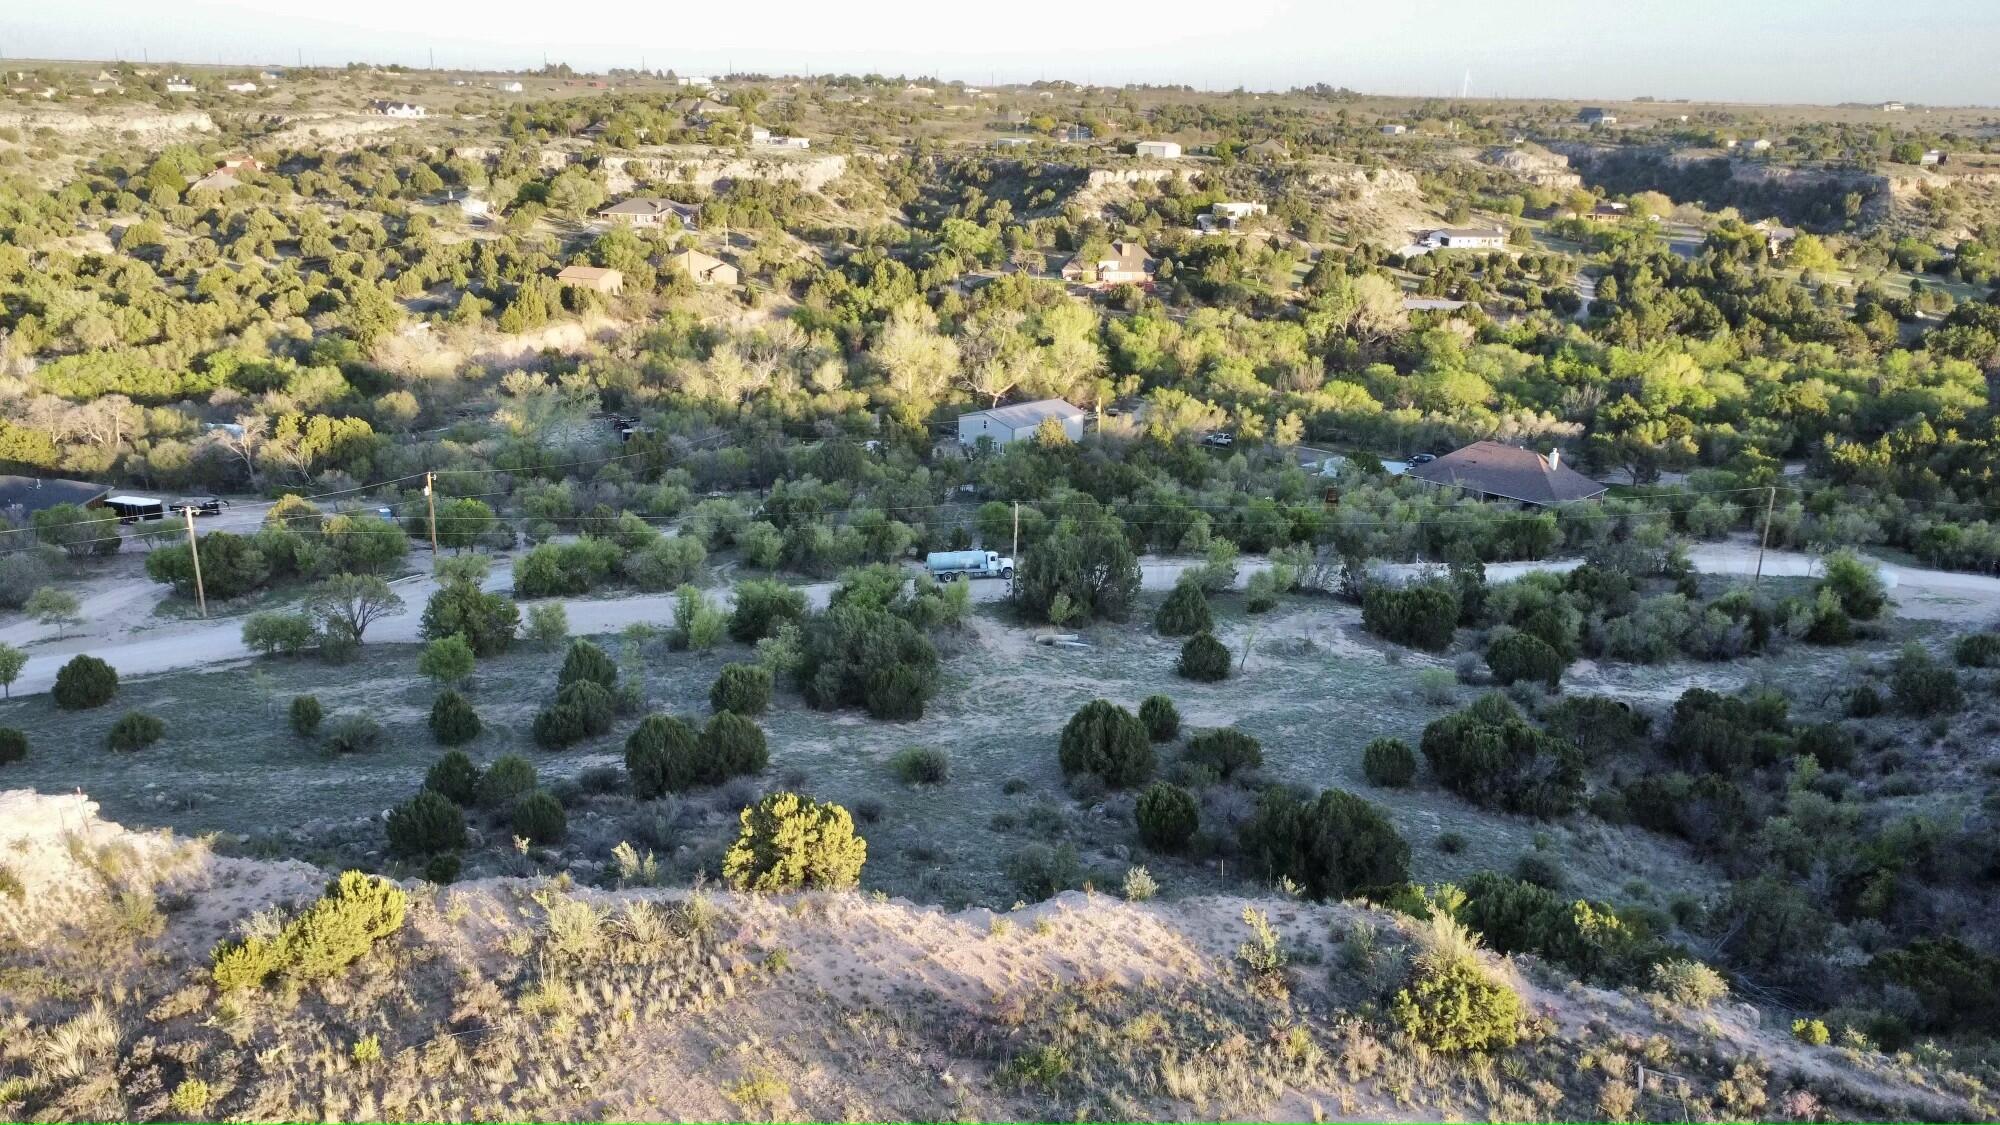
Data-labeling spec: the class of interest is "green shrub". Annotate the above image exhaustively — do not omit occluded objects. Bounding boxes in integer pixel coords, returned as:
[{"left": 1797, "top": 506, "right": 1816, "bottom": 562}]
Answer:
[
  {"left": 1820, "top": 550, "right": 1887, "bottom": 620},
  {"left": 1868, "top": 937, "right": 2000, "bottom": 1033},
  {"left": 242, "top": 610, "right": 319, "bottom": 656},
  {"left": 1661, "top": 687, "right": 1791, "bottom": 774},
  {"left": 1015, "top": 518, "right": 1142, "bottom": 625},
  {"left": 477, "top": 753, "right": 538, "bottom": 806},
  {"left": 420, "top": 578, "right": 518, "bottom": 656},
  {"left": 513, "top": 539, "right": 620, "bottom": 597},
  {"left": 1361, "top": 581, "right": 1460, "bottom": 651},
  {"left": 106, "top": 711, "right": 165, "bottom": 752},
  {"left": 1456, "top": 871, "right": 1656, "bottom": 982},
  {"left": 418, "top": 633, "right": 476, "bottom": 686},
  {"left": 704, "top": 712, "right": 770, "bottom": 779},
  {"left": 1540, "top": 696, "right": 1649, "bottom": 763},
  {"left": 512, "top": 790, "right": 568, "bottom": 844},
  {"left": 1239, "top": 786, "right": 1409, "bottom": 899},
  {"left": 722, "top": 792, "right": 868, "bottom": 892},
  {"left": 1005, "top": 842, "right": 1081, "bottom": 901},
  {"left": 891, "top": 745, "right": 950, "bottom": 785},
  {"left": 423, "top": 853, "right": 462, "bottom": 884},
  {"left": 1176, "top": 631, "right": 1232, "bottom": 682},
  {"left": 1389, "top": 919, "right": 1522, "bottom": 1053},
  {"left": 1184, "top": 728, "right": 1262, "bottom": 778},
  {"left": 1846, "top": 683, "right": 1883, "bottom": 717},
  {"left": 1362, "top": 737, "right": 1416, "bottom": 787},
  {"left": 1245, "top": 568, "right": 1282, "bottom": 613},
  {"left": 428, "top": 689, "right": 482, "bottom": 745},
  {"left": 524, "top": 602, "right": 568, "bottom": 648},
  {"left": 1792, "top": 1018, "right": 1830, "bottom": 1046},
  {"left": 323, "top": 715, "right": 382, "bottom": 755},
  {"left": 1651, "top": 958, "right": 1729, "bottom": 1009},
  {"left": 558, "top": 639, "right": 618, "bottom": 689},
  {"left": 424, "top": 749, "right": 481, "bottom": 804},
  {"left": 1420, "top": 694, "right": 1583, "bottom": 817},
  {"left": 52, "top": 654, "right": 117, "bottom": 710},
  {"left": 535, "top": 680, "right": 615, "bottom": 748},
  {"left": 1135, "top": 782, "right": 1199, "bottom": 852},
  {"left": 212, "top": 870, "right": 407, "bottom": 991},
  {"left": 1057, "top": 700, "right": 1155, "bottom": 788},
  {"left": 1139, "top": 694, "right": 1180, "bottom": 741},
  {"left": 1953, "top": 632, "right": 2000, "bottom": 668},
  {"left": 729, "top": 578, "right": 809, "bottom": 642},
  {"left": 1154, "top": 578, "right": 1213, "bottom": 637},
  {"left": 625, "top": 714, "right": 701, "bottom": 798},
  {"left": 0, "top": 728, "right": 24, "bottom": 766},
  {"left": 1793, "top": 722, "right": 1856, "bottom": 770},
  {"left": 710, "top": 663, "right": 773, "bottom": 715},
  {"left": 1485, "top": 630, "right": 1565, "bottom": 689},
  {"left": 289, "top": 693, "right": 324, "bottom": 736},
  {"left": 386, "top": 790, "right": 466, "bottom": 857},
  {"left": 798, "top": 604, "right": 941, "bottom": 720},
  {"left": 1891, "top": 644, "right": 1962, "bottom": 714}
]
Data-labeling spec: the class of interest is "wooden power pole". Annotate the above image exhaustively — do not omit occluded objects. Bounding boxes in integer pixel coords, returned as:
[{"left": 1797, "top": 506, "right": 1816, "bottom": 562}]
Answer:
[
  {"left": 424, "top": 471, "right": 440, "bottom": 561},
  {"left": 182, "top": 505, "right": 207, "bottom": 618},
  {"left": 1011, "top": 500, "right": 1020, "bottom": 593},
  {"left": 1753, "top": 485, "right": 1775, "bottom": 590}
]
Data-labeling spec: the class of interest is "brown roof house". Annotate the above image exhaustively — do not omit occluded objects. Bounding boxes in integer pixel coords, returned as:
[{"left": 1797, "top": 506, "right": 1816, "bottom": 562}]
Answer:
[
  {"left": 598, "top": 197, "right": 700, "bottom": 231},
  {"left": 1060, "top": 241, "right": 1155, "bottom": 289},
  {"left": 1407, "top": 441, "right": 1606, "bottom": 507},
  {"left": 556, "top": 265, "right": 624, "bottom": 294},
  {"left": 670, "top": 249, "right": 739, "bottom": 287},
  {"left": 0, "top": 475, "right": 109, "bottom": 526},
  {"left": 187, "top": 169, "right": 243, "bottom": 193}
]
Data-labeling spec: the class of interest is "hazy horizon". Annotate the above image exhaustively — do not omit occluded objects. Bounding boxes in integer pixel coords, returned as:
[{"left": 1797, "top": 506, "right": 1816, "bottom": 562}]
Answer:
[{"left": 7, "top": 0, "right": 1998, "bottom": 106}]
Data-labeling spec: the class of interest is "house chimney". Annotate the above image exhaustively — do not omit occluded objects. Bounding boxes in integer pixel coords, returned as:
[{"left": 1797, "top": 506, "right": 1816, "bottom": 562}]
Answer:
[{"left": 1547, "top": 448, "right": 1560, "bottom": 471}]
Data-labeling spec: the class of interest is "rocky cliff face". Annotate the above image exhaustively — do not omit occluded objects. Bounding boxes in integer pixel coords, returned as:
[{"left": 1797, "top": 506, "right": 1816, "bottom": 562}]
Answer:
[
  {"left": 596, "top": 153, "right": 851, "bottom": 195},
  {"left": 0, "top": 107, "right": 214, "bottom": 140}
]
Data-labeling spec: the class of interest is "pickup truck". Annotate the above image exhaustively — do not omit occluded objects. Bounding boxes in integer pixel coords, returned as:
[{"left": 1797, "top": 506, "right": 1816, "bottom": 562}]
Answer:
[{"left": 925, "top": 550, "right": 1015, "bottom": 580}]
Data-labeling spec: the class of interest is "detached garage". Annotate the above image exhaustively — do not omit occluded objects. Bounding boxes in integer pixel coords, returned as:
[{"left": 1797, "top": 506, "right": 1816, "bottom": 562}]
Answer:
[{"left": 956, "top": 399, "right": 1086, "bottom": 447}]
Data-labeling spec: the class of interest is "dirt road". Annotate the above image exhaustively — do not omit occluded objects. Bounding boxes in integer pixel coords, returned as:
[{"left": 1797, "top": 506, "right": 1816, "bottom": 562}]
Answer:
[{"left": 3, "top": 542, "right": 1995, "bottom": 697}]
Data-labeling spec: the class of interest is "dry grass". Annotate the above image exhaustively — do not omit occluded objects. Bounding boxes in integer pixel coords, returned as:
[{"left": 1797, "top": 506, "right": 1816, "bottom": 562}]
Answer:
[{"left": 0, "top": 794, "right": 1992, "bottom": 1123}]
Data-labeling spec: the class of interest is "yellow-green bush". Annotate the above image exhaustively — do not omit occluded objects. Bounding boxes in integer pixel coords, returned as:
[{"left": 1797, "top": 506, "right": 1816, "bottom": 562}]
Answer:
[
  {"left": 723, "top": 792, "right": 867, "bottom": 892},
  {"left": 212, "top": 870, "right": 407, "bottom": 990}
]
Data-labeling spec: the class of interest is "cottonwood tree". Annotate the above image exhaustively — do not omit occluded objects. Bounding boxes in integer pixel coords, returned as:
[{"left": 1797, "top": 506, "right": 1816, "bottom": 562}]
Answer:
[
  {"left": 872, "top": 299, "right": 959, "bottom": 415},
  {"left": 305, "top": 574, "right": 406, "bottom": 644},
  {"left": 25, "top": 587, "right": 81, "bottom": 639},
  {"left": 0, "top": 641, "right": 25, "bottom": 697},
  {"left": 205, "top": 414, "right": 270, "bottom": 487}
]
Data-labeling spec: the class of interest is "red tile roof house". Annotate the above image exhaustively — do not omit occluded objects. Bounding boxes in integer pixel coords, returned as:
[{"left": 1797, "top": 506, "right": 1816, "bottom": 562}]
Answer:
[{"left": 1406, "top": 441, "right": 1606, "bottom": 507}]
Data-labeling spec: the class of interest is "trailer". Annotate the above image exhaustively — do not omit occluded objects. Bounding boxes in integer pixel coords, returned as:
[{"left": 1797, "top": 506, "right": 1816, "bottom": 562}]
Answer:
[
  {"left": 925, "top": 549, "right": 1014, "bottom": 581},
  {"left": 104, "top": 494, "right": 166, "bottom": 523}
]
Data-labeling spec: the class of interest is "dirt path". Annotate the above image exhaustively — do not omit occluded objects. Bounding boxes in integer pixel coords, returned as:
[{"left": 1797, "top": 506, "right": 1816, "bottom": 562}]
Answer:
[{"left": 4, "top": 542, "right": 1995, "bottom": 697}]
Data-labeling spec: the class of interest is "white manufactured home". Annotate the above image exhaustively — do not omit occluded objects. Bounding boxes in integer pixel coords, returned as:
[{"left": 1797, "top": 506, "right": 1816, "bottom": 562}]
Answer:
[{"left": 957, "top": 399, "right": 1086, "bottom": 447}]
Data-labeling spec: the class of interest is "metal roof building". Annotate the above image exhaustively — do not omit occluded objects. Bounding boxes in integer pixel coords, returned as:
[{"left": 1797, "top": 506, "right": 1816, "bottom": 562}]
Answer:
[{"left": 956, "top": 399, "right": 1086, "bottom": 447}]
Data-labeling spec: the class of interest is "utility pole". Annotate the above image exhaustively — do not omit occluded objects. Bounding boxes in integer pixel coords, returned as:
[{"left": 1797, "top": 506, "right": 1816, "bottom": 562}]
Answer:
[
  {"left": 1753, "top": 485, "right": 1775, "bottom": 590},
  {"left": 424, "top": 472, "right": 440, "bottom": 561},
  {"left": 1011, "top": 501, "right": 1020, "bottom": 595},
  {"left": 182, "top": 506, "right": 207, "bottom": 618}
]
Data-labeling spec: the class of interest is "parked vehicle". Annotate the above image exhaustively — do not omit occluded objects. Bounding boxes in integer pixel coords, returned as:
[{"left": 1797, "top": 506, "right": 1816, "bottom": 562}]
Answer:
[
  {"left": 1408, "top": 452, "right": 1437, "bottom": 465},
  {"left": 925, "top": 549, "right": 1014, "bottom": 580},
  {"left": 176, "top": 496, "right": 229, "bottom": 517},
  {"left": 1200, "top": 432, "right": 1234, "bottom": 448}
]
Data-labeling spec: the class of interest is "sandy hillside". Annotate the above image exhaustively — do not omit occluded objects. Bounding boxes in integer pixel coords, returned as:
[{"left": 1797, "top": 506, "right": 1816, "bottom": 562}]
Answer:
[{"left": 0, "top": 791, "right": 1990, "bottom": 1123}]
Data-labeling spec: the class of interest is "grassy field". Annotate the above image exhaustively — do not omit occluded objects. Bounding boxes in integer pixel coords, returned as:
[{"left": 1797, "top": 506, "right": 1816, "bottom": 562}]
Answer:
[{"left": 0, "top": 584, "right": 1897, "bottom": 909}]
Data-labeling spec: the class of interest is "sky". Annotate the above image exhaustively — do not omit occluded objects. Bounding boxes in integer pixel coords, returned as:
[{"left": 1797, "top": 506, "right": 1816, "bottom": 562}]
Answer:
[{"left": 6, "top": 0, "right": 1998, "bottom": 105}]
